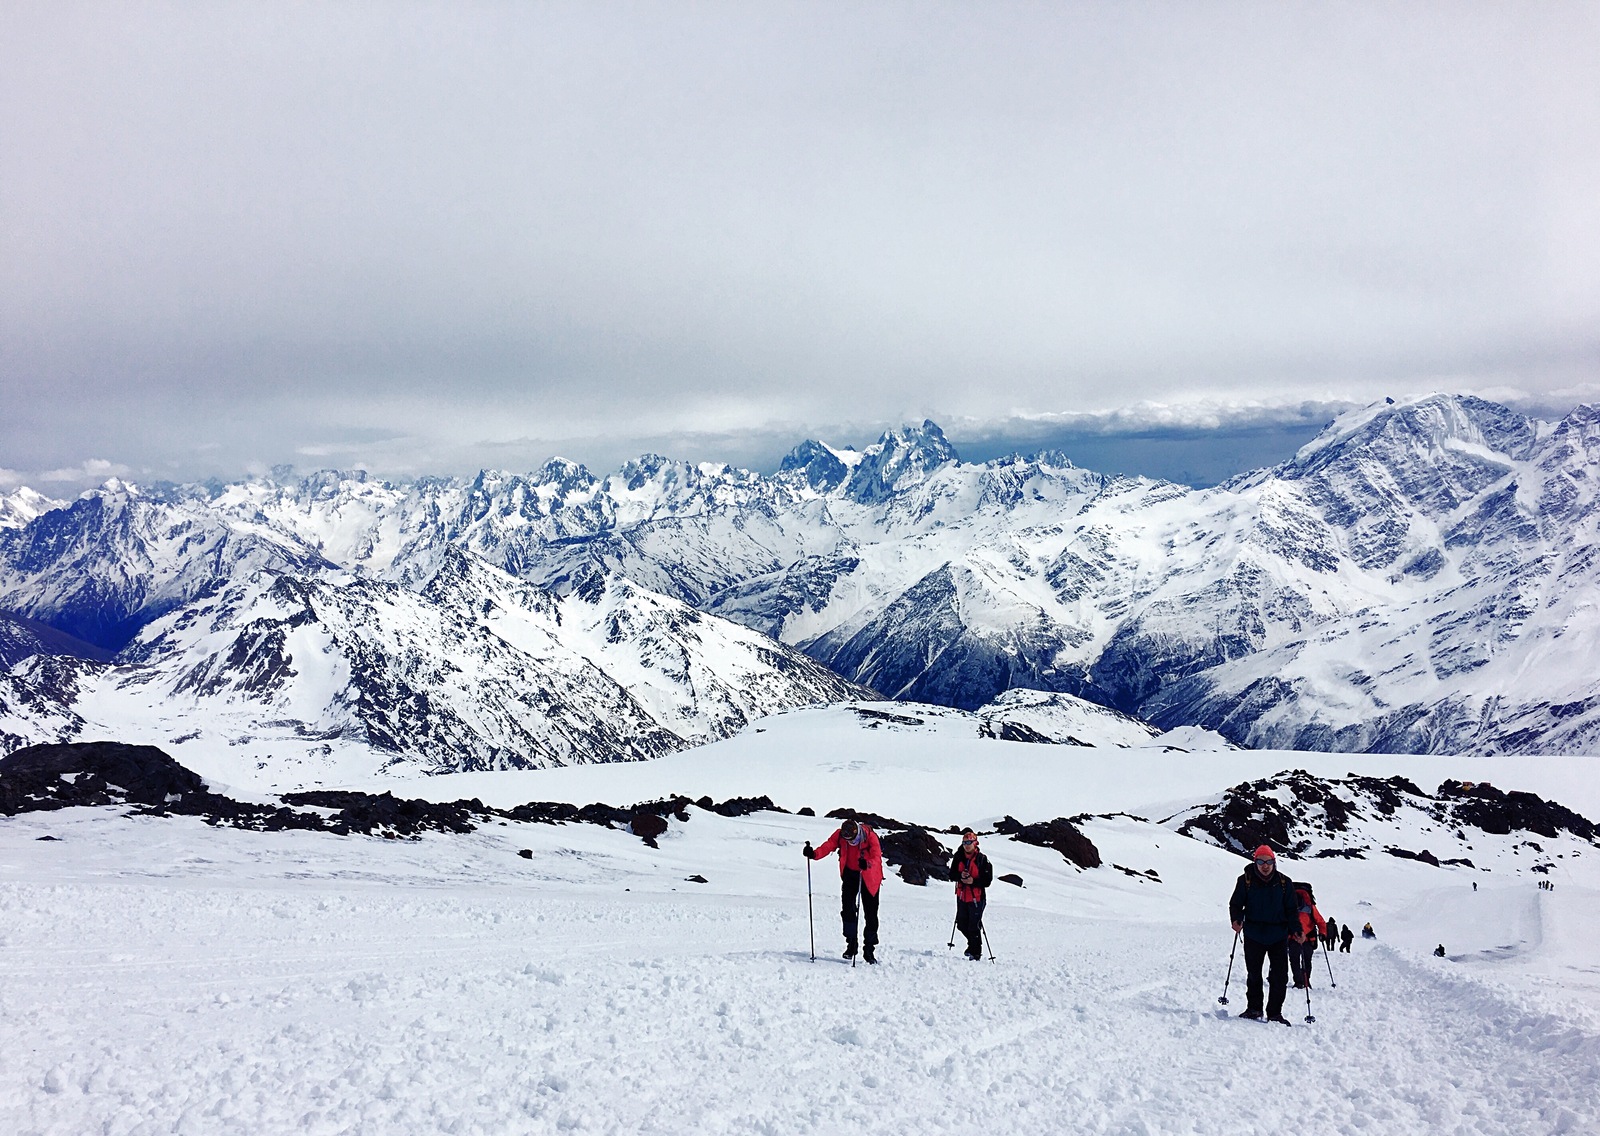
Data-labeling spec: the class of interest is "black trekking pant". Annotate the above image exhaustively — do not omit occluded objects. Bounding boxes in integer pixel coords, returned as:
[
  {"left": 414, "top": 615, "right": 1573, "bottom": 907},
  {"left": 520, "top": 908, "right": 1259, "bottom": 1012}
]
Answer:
[
  {"left": 1290, "top": 939, "right": 1315, "bottom": 987},
  {"left": 841, "top": 869, "right": 879, "bottom": 946},
  {"left": 1243, "top": 936, "right": 1289, "bottom": 1016},
  {"left": 956, "top": 897, "right": 986, "bottom": 957}
]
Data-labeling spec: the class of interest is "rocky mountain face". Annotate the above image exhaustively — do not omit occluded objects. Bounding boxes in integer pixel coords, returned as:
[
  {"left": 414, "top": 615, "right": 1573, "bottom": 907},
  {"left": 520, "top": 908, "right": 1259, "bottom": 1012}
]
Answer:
[
  {"left": 1163, "top": 768, "right": 1597, "bottom": 876},
  {"left": 0, "top": 548, "right": 869, "bottom": 780},
  {"left": 3, "top": 395, "right": 1599, "bottom": 757}
]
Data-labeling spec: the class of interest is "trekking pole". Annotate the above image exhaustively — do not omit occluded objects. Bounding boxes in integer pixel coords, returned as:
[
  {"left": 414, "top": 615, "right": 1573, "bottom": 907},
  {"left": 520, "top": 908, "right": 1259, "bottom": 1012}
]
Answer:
[
  {"left": 1218, "top": 930, "right": 1240, "bottom": 1005},
  {"left": 1304, "top": 977, "right": 1316, "bottom": 1024},
  {"left": 849, "top": 874, "right": 859, "bottom": 968},
  {"left": 981, "top": 922, "right": 996, "bottom": 962},
  {"left": 947, "top": 916, "right": 958, "bottom": 950},
  {"left": 806, "top": 854, "right": 816, "bottom": 962},
  {"left": 1322, "top": 938, "right": 1337, "bottom": 988}
]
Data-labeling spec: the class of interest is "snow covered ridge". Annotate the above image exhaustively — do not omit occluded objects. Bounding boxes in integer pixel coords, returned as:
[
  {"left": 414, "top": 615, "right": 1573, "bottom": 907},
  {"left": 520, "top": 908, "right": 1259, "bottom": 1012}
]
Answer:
[
  {"left": 5, "top": 394, "right": 1600, "bottom": 755},
  {"left": 1165, "top": 769, "right": 1598, "bottom": 874},
  {"left": 0, "top": 550, "right": 871, "bottom": 781},
  {"left": 0, "top": 485, "right": 64, "bottom": 530}
]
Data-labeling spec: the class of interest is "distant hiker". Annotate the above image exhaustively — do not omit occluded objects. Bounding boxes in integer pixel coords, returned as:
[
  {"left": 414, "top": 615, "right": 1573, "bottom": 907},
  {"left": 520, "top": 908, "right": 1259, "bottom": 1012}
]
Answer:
[
  {"left": 805, "top": 818, "right": 883, "bottom": 963},
  {"left": 1228, "top": 845, "right": 1302, "bottom": 1024},
  {"left": 949, "top": 828, "right": 994, "bottom": 960},
  {"left": 1361, "top": 922, "right": 1376, "bottom": 939},
  {"left": 1324, "top": 917, "right": 1339, "bottom": 950},
  {"left": 1433, "top": 944, "right": 1446, "bottom": 957},
  {"left": 1290, "top": 882, "right": 1327, "bottom": 989},
  {"left": 1472, "top": 881, "right": 1477, "bottom": 892},
  {"left": 1339, "top": 925, "right": 1353, "bottom": 952}
]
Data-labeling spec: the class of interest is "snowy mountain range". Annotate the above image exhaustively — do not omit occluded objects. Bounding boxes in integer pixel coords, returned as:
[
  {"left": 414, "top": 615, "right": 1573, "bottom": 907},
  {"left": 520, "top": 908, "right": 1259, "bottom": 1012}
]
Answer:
[{"left": 3, "top": 392, "right": 1600, "bottom": 765}]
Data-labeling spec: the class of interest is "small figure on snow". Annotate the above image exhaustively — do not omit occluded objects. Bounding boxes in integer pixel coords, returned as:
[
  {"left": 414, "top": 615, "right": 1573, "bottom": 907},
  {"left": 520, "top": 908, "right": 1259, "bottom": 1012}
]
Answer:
[
  {"left": 1290, "top": 882, "right": 1327, "bottom": 989},
  {"left": 1361, "top": 921, "right": 1376, "bottom": 939},
  {"left": 1339, "top": 924, "right": 1353, "bottom": 953},
  {"left": 1323, "top": 916, "right": 1339, "bottom": 950},
  {"left": 1228, "top": 845, "right": 1303, "bottom": 1025},
  {"left": 805, "top": 818, "right": 883, "bottom": 963},
  {"left": 950, "top": 828, "right": 993, "bottom": 960},
  {"left": 1433, "top": 944, "right": 1446, "bottom": 957}
]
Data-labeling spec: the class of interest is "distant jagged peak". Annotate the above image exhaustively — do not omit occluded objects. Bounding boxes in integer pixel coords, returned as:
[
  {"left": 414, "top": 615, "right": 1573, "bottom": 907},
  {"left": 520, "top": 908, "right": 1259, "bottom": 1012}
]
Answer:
[
  {"left": 0, "top": 485, "right": 66, "bottom": 530},
  {"left": 867, "top": 418, "right": 959, "bottom": 461},
  {"left": 843, "top": 419, "right": 960, "bottom": 503},
  {"left": 779, "top": 440, "right": 853, "bottom": 492},
  {"left": 533, "top": 456, "right": 598, "bottom": 488}
]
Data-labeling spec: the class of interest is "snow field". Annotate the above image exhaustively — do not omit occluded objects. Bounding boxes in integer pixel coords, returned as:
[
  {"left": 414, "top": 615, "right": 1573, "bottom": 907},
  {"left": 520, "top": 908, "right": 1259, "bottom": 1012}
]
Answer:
[{"left": 2, "top": 799, "right": 1598, "bottom": 1135}]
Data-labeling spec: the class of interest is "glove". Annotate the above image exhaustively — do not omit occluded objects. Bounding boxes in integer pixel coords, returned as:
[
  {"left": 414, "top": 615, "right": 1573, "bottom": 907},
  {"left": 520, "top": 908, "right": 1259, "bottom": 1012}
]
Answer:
[{"left": 802, "top": 842, "right": 814, "bottom": 860}]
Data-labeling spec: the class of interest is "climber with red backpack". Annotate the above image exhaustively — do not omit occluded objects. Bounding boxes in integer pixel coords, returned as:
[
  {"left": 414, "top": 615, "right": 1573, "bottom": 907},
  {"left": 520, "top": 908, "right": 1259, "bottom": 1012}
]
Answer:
[{"left": 1290, "top": 881, "right": 1328, "bottom": 989}]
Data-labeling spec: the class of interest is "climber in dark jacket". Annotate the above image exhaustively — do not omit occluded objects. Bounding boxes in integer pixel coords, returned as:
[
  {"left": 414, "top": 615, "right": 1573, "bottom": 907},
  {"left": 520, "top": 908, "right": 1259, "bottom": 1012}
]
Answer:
[
  {"left": 949, "top": 828, "right": 994, "bottom": 960},
  {"left": 1228, "top": 844, "right": 1303, "bottom": 1023}
]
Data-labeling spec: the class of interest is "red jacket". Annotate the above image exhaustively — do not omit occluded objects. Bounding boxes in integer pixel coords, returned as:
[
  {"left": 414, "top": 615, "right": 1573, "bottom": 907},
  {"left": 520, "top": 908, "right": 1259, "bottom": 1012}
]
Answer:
[
  {"left": 950, "top": 846, "right": 993, "bottom": 904},
  {"left": 1295, "top": 887, "right": 1327, "bottom": 940},
  {"left": 813, "top": 825, "right": 883, "bottom": 895}
]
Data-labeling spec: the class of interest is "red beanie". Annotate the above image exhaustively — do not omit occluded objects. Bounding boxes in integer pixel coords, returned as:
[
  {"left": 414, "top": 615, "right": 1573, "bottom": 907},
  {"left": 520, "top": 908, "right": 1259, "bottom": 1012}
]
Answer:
[{"left": 1254, "top": 845, "right": 1276, "bottom": 860}]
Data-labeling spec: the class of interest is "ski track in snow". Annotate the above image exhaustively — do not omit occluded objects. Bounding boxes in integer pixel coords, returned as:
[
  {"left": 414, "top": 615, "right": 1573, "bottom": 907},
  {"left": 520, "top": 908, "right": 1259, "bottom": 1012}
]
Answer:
[{"left": 2, "top": 811, "right": 1597, "bottom": 1135}]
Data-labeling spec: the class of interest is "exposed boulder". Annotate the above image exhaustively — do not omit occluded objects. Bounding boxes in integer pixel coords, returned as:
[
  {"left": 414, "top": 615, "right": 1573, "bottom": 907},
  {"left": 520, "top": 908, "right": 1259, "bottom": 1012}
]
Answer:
[
  {"left": 878, "top": 827, "right": 953, "bottom": 886},
  {"left": 995, "top": 815, "right": 1102, "bottom": 870},
  {"left": 630, "top": 813, "right": 669, "bottom": 846}
]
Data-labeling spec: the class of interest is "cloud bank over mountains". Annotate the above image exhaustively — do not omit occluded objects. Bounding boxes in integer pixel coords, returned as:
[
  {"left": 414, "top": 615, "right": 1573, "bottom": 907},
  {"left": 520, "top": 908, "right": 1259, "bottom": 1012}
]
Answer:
[{"left": 4, "top": 5, "right": 1598, "bottom": 488}]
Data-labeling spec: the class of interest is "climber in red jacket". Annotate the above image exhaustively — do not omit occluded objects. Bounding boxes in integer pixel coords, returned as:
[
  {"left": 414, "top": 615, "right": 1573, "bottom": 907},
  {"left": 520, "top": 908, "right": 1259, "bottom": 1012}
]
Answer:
[{"left": 805, "top": 818, "right": 883, "bottom": 963}]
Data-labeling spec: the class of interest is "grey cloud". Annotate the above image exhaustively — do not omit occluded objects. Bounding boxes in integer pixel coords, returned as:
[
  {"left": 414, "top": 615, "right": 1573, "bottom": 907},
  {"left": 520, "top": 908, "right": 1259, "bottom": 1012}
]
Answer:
[{"left": 3, "top": 3, "right": 1598, "bottom": 487}]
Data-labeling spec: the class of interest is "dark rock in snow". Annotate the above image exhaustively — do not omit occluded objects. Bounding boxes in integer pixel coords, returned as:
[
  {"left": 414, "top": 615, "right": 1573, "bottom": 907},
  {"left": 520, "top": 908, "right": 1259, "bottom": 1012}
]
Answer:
[
  {"left": 0, "top": 740, "right": 210, "bottom": 814},
  {"left": 685, "top": 874, "right": 708, "bottom": 884},
  {"left": 998, "top": 873, "right": 1024, "bottom": 887},
  {"left": 280, "top": 790, "right": 482, "bottom": 836},
  {"left": 517, "top": 849, "right": 533, "bottom": 859},
  {"left": 995, "top": 815, "right": 1102, "bottom": 870},
  {"left": 825, "top": 806, "right": 917, "bottom": 832},
  {"left": 705, "top": 795, "right": 787, "bottom": 818},
  {"left": 1165, "top": 768, "right": 1598, "bottom": 864},
  {"left": 878, "top": 826, "right": 953, "bottom": 886},
  {"left": 1437, "top": 780, "right": 1597, "bottom": 841},
  {"left": 1384, "top": 847, "right": 1441, "bottom": 866},
  {"left": 977, "top": 720, "right": 1058, "bottom": 744},
  {"left": 631, "top": 813, "right": 669, "bottom": 846}
]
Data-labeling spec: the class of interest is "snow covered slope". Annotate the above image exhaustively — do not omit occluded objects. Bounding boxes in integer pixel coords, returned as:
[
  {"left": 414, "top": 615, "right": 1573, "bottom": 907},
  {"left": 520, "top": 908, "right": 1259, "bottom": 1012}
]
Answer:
[
  {"left": 2, "top": 720, "right": 1598, "bottom": 1135},
  {"left": 4, "top": 395, "right": 1600, "bottom": 755},
  {"left": 0, "top": 479, "right": 330, "bottom": 648},
  {"left": 0, "top": 550, "right": 869, "bottom": 783}
]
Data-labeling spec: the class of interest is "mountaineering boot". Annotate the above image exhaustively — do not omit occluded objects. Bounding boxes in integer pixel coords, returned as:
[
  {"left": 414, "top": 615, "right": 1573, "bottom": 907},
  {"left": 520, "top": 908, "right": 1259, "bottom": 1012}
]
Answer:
[
  {"left": 842, "top": 940, "right": 858, "bottom": 960},
  {"left": 1238, "top": 1008, "right": 1263, "bottom": 1020},
  {"left": 863, "top": 944, "right": 877, "bottom": 964},
  {"left": 1266, "top": 1014, "right": 1293, "bottom": 1026}
]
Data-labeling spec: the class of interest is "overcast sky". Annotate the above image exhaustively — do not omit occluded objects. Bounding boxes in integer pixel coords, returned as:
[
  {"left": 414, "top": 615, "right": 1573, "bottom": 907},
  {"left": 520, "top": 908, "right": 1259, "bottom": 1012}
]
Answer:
[{"left": 3, "top": 2, "right": 1598, "bottom": 490}]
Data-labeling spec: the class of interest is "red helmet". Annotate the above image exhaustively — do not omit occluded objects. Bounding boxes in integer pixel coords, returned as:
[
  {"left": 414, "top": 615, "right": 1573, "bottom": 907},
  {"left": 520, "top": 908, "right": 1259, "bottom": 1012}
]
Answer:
[{"left": 1253, "top": 845, "right": 1276, "bottom": 861}]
